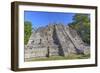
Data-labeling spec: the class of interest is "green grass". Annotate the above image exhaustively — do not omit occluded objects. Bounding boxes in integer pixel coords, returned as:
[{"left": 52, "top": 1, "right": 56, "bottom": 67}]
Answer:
[{"left": 25, "top": 54, "right": 90, "bottom": 62}]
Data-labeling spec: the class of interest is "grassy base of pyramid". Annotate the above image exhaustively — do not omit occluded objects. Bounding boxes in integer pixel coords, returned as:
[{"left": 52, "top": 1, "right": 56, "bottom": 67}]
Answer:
[{"left": 25, "top": 54, "right": 90, "bottom": 62}]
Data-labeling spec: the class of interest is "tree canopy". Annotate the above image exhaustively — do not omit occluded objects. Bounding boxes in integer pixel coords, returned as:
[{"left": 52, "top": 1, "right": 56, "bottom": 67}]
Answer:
[
  {"left": 24, "top": 21, "right": 32, "bottom": 45},
  {"left": 69, "top": 14, "right": 90, "bottom": 45}
]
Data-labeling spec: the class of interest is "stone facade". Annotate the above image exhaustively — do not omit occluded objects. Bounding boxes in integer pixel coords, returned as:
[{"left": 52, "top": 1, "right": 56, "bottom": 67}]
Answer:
[{"left": 25, "top": 24, "right": 90, "bottom": 60}]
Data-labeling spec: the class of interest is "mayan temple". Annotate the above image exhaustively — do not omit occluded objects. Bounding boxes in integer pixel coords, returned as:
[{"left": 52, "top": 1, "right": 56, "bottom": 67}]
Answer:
[{"left": 25, "top": 24, "right": 90, "bottom": 61}]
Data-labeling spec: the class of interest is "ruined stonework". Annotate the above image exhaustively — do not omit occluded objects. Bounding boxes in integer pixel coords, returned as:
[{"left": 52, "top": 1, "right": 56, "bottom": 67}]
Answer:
[{"left": 25, "top": 24, "right": 90, "bottom": 60}]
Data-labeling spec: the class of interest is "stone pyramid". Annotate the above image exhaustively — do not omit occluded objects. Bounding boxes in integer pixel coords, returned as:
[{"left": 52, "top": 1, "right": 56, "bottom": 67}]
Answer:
[{"left": 25, "top": 24, "right": 90, "bottom": 59}]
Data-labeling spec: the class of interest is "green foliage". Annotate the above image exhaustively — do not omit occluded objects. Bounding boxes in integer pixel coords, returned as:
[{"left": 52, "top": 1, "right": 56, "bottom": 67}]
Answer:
[
  {"left": 25, "top": 54, "right": 90, "bottom": 61},
  {"left": 69, "top": 14, "right": 90, "bottom": 45},
  {"left": 24, "top": 21, "right": 32, "bottom": 45}
]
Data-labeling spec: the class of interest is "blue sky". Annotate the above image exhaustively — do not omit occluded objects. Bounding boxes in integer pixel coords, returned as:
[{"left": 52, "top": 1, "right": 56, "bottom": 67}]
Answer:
[{"left": 24, "top": 11, "right": 75, "bottom": 28}]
